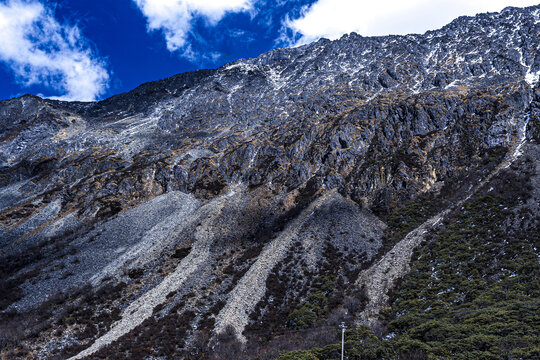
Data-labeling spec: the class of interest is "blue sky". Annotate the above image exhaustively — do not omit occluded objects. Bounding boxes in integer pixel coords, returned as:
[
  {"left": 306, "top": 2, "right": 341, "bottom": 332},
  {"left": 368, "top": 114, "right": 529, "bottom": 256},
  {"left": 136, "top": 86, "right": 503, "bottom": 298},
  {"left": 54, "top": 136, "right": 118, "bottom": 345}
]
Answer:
[{"left": 0, "top": 0, "right": 537, "bottom": 101}]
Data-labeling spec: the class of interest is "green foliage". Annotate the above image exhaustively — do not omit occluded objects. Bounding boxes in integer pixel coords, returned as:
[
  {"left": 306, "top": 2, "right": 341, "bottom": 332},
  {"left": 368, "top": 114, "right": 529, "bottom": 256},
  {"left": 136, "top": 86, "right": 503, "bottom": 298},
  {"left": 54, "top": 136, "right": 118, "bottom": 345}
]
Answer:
[
  {"left": 279, "top": 181, "right": 539, "bottom": 360},
  {"left": 387, "top": 194, "right": 540, "bottom": 359},
  {"left": 307, "top": 292, "right": 327, "bottom": 309},
  {"left": 276, "top": 350, "right": 319, "bottom": 360},
  {"left": 385, "top": 194, "right": 437, "bottom": 246},
  {"left": 313, "top": 275, "right": 336, "bottom": 294},
  {"left": 287, "top": 276, "right": 336, "bottom": 329},
  {"left": 339, "top": 327, "right": 390, "bottom": 360},
  {"left": 509, "top": 346, "right": 540, "bottom": 359},
  {"left": 278, "top": 327, "right": 390, "bottom": 360},
  {"left": 287, "top": 304, "right": 319, "bottom": 329},
  {"left": 391, "top": 337, "right": 430, "bottom": 359}
]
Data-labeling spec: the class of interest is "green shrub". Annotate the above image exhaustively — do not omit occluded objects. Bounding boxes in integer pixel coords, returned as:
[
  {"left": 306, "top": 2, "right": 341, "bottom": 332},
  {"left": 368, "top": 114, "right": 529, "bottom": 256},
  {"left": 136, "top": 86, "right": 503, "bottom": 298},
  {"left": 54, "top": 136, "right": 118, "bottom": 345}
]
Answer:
[
  {"left": 276, "top": 174, "right": 539, "bottom": 360},
  {"left": 408, "top": 320, "right": 461, "bottom": 343},
  {"left": 387, "top": 192, "right": 540, "bottom": 359},
  {"left": 314, "top": 275, "right": 336, "bottom": 294},
  {"left": 288, "top": 304, "right": 319, "bottom": 329},
  {"left": 306, "top": 292, "right": 327, "bottom": 309},
  {"left": 276, "top": 350, "right": 319, "bottom": 360},
  {"left": 286, "top": 275, "right": 336, "bottom": 330},
  {"left": 391, "top": 337, "right": 430, "bottom": 360},
  {"left": 510, "top": 346, "right": 540, "bottom": 359}
]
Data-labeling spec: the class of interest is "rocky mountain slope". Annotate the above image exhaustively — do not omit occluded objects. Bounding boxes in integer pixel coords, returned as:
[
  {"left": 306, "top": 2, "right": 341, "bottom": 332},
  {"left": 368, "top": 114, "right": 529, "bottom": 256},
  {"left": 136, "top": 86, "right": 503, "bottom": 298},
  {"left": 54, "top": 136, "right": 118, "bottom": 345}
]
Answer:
[{"left": 1, "top": 5, "right": 539, "bottom": 360}]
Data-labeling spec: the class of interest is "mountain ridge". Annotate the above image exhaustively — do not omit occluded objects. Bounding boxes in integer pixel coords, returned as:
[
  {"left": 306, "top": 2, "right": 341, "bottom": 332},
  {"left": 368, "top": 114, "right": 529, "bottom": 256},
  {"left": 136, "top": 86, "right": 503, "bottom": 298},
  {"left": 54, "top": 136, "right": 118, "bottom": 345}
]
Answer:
[{"left": 1, "top": 4, "right": 539, "bottom": 360}]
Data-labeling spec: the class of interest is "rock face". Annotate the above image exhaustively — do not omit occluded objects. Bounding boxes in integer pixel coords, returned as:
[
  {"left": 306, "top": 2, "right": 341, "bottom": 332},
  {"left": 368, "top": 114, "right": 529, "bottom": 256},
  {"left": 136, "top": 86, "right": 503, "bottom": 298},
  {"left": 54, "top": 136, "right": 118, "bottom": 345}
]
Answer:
[{"left": 0, "top": 5, "right": 539, "bottom": 360}]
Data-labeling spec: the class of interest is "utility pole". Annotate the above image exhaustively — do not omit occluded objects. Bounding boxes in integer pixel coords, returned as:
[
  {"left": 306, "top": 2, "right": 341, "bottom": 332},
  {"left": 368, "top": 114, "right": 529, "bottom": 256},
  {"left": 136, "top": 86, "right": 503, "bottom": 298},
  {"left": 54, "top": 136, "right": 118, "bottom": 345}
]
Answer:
[{"left": 339, "top": 322, "right": 346, "bottom": 360}]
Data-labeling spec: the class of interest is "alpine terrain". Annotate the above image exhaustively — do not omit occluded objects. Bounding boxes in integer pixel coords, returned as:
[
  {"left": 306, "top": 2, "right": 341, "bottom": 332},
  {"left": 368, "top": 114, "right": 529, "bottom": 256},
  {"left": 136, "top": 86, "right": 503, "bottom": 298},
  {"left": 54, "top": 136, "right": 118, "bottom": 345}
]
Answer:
[{"left": 1, "top": 4, "right": 539, "bottom": 360}]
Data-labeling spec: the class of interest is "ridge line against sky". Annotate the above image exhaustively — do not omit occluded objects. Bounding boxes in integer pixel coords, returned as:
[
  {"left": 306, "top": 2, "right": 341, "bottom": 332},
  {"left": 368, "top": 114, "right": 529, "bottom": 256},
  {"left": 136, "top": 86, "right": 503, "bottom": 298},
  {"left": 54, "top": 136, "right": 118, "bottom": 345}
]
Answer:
[{"left": 0, "top": 0, "right": 538, "bottom": 101}]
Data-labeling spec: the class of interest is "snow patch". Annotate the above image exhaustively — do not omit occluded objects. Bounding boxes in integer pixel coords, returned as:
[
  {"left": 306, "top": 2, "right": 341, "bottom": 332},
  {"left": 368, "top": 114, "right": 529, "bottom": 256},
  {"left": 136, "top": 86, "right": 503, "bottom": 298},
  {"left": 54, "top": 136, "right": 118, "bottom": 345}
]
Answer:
[
  {"left": 224, "top": 62, "right": 260, "bottom": 73},
  {"left": 267, "top": 67, "right": 285, "bottom": 90},
  {"left": 525, "top": 70, "right": 540, "bottom": 86}
]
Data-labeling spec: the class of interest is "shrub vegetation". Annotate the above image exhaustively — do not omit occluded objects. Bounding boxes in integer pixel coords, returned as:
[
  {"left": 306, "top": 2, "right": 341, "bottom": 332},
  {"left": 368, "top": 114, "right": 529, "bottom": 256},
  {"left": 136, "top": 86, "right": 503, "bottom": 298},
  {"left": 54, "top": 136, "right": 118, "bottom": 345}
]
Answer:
[{"left": 278, "top": 165, "right": 540, "bottom": 359}]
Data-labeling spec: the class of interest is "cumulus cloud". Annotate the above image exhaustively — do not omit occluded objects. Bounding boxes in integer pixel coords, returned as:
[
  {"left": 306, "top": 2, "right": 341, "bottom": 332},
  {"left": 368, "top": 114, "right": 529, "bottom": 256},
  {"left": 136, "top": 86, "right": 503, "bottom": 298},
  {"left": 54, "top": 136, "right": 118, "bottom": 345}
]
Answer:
[
  {"left": 283, "top": 0, "right": 540, "bottom": 46},
  {"left": 133, "top": 0, "right": 253, "bottom": 59},
  {"left": 0, "top": 0, "right": 109, "bottom": 101}
]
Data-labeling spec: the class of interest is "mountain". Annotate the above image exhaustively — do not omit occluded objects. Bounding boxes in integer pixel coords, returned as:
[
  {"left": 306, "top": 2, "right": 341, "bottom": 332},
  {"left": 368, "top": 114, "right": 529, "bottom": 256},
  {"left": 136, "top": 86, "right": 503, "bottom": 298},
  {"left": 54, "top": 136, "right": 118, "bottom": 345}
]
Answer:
[{"left": 1, "top": 5, "right": 539, "bottom": 360}]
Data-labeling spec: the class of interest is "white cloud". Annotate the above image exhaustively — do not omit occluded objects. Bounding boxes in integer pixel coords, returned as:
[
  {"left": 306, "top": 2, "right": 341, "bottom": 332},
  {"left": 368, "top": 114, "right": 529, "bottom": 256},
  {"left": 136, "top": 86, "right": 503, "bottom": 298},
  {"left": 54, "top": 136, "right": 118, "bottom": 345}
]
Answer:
[
  {"left": 0, "top": 0, "right": 109, "bottom": 101},
  {"left": 133, "top": 0, "right": 253, "bottom": 57},
  {"left": 284, "top": 0, "right": 540, "bottom": 46}
]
